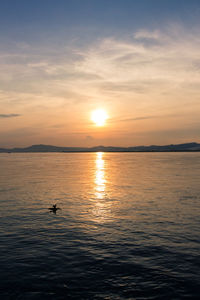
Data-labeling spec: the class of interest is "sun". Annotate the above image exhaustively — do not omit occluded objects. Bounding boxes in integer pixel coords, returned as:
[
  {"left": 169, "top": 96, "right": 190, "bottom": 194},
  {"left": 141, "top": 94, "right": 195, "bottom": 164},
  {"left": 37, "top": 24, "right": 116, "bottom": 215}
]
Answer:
[{"left": 91, "top": 109, "right": 108, "bottom": 126}]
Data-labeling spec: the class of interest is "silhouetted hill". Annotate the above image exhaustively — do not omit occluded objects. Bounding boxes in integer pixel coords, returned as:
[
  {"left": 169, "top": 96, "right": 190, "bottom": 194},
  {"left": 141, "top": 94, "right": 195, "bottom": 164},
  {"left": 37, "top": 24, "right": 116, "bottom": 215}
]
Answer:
[{"left": 0, "top": 142, "right": 200, "bottom": 153}]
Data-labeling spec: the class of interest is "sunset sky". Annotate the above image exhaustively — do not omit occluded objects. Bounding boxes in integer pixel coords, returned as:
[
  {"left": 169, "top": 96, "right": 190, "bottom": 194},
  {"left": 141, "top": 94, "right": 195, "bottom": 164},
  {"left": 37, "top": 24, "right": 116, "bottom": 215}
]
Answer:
[{"left": 0, "top": 0, "right": 200, "bottom": 147}]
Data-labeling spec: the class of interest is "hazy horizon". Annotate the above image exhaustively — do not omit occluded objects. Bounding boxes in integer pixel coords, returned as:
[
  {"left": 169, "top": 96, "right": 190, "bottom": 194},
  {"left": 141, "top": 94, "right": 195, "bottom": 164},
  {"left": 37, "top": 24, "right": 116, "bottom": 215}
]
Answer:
[{"left": 0, "top": 141, "right": 200, "bottom": 151}]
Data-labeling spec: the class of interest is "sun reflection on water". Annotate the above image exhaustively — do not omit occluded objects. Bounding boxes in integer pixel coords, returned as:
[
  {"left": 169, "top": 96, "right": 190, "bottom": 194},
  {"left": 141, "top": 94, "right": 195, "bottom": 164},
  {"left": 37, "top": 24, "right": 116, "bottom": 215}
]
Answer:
[
  {"left": 91, "top": 152, "right": 112, "bottom": 223},
  {"left": 95, "top": 152, "right": 106, "bottom": 199}
]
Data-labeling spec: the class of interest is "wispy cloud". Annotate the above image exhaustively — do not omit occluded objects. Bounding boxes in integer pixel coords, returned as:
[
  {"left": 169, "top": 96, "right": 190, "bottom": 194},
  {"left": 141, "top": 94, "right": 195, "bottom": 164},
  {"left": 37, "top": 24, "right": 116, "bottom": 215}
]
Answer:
[
  {"left": 0, "top": 25, "right": 200, "bottom": 146},
  {"left": 76, "top": 25, "right": 200, "bottom": 98},
  {"left": 109, "top": 113, "right": 180, "bottom": 123},
  {"left": 117, "top": 116, "right": 158, "bottom": 122},
  {"left": 109, "top": 115, "right": 158, "bottom": 123},
  {"left": 134, "top": 29, "right": 161, "bottom": 40},
  {"left": 0, "top": 113, "right": 21, "bottom": 118},
  {"left": 1, "top": 25, "right": 200, "bottom": 105}
]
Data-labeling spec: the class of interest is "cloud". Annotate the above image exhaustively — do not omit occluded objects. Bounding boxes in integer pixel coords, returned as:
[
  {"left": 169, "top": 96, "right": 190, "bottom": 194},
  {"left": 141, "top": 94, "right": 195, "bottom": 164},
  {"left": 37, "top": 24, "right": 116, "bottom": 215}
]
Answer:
[
  {"left": 0, "top": 24, "right": 200, "bottom": 147},
  {"left": 1, "top": 25, "right": 200, "bottom": 106},
  {"left": 85, "top": 135, "right": 94, "bottom": 140},
  {"left": 108, "top": 115, "right": 157, "bottom": 123},
  {"left": 0, "top": 113, "right": 21, "bottom": 118},
  {"left": 117, "top": 116, "right": 158, "bottom": 122},
  {"left": 134, "top": 29, "right": 161, "bottom": 40},
  {"left": 75, "top": 26, "right": 200, "bottom": 98},
  {"left": 110, "top": 113, "right": 180, "bottom": 123}
]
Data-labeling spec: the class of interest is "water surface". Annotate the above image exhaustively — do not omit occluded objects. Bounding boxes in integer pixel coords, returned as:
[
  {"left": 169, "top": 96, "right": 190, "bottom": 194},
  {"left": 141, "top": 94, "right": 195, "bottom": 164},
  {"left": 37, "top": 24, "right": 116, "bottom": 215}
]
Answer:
[{"left": 0, "top": 153, "right": 200, "bottom": 299}]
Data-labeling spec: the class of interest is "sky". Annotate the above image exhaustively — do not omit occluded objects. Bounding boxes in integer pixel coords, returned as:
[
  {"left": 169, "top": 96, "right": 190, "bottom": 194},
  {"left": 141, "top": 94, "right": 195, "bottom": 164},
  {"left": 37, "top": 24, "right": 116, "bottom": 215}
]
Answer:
[{"left": 0, "top": 0, "right": 200, "bottom": 147}]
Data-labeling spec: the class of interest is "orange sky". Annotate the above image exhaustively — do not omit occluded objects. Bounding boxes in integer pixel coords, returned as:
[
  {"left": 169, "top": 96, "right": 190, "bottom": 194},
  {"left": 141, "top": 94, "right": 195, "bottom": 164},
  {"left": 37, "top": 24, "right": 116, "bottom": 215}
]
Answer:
[{"left": 0, "top": 2, "right": 200, "bottom": 147}]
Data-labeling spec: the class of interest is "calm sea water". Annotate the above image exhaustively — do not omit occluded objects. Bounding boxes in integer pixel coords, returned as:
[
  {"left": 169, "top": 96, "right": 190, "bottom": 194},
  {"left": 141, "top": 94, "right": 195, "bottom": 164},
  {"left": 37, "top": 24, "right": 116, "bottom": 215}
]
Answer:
[{"left": 0, "top": 152, "right": 200, "bottom": 299}]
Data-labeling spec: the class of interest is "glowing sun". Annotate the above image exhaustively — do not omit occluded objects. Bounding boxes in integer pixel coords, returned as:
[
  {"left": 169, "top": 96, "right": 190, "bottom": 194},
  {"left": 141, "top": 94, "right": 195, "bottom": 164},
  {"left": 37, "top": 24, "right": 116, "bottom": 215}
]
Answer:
[{"left": 91, "top": 109, "right": 108, "bottom": 126}]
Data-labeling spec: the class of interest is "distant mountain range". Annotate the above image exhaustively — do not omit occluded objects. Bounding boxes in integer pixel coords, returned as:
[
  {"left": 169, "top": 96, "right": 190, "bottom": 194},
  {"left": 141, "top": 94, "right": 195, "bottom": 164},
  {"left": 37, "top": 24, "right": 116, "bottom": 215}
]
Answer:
[{"left": 0, "top": 142, "right": 200, "bottom": 153}]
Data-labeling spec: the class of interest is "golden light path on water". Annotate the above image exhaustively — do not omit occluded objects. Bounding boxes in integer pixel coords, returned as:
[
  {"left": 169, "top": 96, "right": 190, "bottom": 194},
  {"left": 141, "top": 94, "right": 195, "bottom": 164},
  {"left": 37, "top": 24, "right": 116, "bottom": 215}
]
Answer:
[
  {"left": 95, "top": 152, "right": 106, "bottom": 199},
  {"left": 92, "top": 152, "right": 110, "bottom": 223}
]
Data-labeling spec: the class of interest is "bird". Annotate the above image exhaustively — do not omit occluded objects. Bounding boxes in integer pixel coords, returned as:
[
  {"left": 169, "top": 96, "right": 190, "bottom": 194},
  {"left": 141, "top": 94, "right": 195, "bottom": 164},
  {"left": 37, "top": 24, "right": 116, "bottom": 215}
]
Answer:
[{"left": 48, "top": 204, "right": 61, "bottom": 213}]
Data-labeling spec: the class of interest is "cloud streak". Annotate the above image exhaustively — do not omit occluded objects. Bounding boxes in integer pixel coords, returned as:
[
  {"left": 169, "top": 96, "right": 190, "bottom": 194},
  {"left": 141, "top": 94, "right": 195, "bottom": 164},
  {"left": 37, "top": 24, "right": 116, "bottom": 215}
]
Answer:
[
  {"left": 0, "top": 24, "right": 200, "bottom": 146},
  {"left": 1, "top": 25, "right": 200, "bottom": 105},
  {"left": 109, "top": 115, "right": 158, "bottom": 123},
  {"left": 75, "top": 25, "right": 200, "bottom": 98},
  {"left": 0, "top": 113, "right": 21, "bottom": 118}
]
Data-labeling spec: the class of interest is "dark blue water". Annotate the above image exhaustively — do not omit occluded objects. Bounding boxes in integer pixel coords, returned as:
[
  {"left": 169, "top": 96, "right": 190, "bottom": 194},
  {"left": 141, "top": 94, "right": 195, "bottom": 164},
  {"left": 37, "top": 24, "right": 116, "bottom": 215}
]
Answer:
[{"left": 0, "top": 153, "right": 200, "bottom": 299}]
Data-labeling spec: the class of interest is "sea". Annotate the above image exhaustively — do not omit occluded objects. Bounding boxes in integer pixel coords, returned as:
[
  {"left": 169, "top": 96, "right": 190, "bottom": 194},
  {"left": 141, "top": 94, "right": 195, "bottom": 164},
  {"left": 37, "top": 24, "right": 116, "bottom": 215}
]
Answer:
[{"left": 0, "top": 152, "right": 199, "bottom": 299}]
